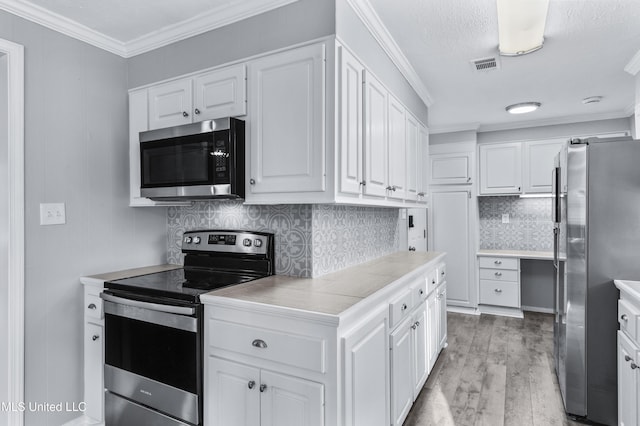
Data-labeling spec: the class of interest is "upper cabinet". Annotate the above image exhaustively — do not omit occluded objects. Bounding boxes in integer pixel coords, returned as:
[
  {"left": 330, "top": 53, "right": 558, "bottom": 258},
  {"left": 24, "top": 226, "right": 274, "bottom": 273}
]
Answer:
[
  {"left": 363, "top": 70, "right": 389, "bottom": 198},
  {"left": 430, "top": 152, "right": 472, "bottom": 185},
  {"left": 148, "top": 65, "right": 247, "bottom": 130},
  {"left": 478, "top": 139, "right": 566, "bottom": 195},
  {"left": 246, "top": 43, "right": 326, "bottom": 195},
  {"left": 387, "top": 93, "right": 407, "bottom": 200}
]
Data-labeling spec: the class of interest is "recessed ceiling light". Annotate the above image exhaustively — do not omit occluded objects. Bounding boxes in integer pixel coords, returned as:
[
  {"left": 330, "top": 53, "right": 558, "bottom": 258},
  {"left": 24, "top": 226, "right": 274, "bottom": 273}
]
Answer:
[
  {"left": 582, "top": 96, "right": 603, "bottom": 105},
  {"left": 505, "top": 102, "right": 541, "bottom": 114}
]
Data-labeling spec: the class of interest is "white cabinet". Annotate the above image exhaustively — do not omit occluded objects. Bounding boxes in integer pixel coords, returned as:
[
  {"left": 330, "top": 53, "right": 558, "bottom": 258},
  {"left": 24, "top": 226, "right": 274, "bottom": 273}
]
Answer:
[
  {"left": 343, "top": 307, "right": 389, "bottom": 426},
  {"left": 147, "top": 65, "right": 246, "bottom": 130},
  {"left": 436, "top": 283, "right": 447, "bottom": 350},
  {"left": 363, "top": 70, "right": 389, "bottom": 198},
  {"left": 207, "top": 357, "right": 323, "bottom": 426},
  {"left": 387, "top": 94, "right": 407, "bottom": 199},
  {"left": 405, "top": 112, "right": 419, "bottom": 202},
  {"left": 522, "top": 139, "right": 566, "bottom": 193},
  {"left": 416, "top": 124, "right": 429, "bottom": 202},
  {"left": 430, "top": 153, "right": 472, "bottom": 185},
  {"left": 338, "top": 46, "right": 365, "bottom": 196},
  {"left": 247, "top": 43, "right": 326, "bottom": 195},
  {"left": 617, "top": 331, "right": 638, "bottom": 426},
  {"left": 478, "top": 256, "right": 522, "bottom": 316},
  {"left": 479, "top": 142, "right": 522, "bottom": 194},
  {"left": 83, "top": 285, "right": 104, "bottom": 423}
]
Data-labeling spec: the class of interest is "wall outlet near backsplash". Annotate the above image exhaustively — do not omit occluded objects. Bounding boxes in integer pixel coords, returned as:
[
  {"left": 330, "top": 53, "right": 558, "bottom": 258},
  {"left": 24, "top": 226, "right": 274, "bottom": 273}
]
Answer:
[{"left": 479, "top": 196, "right": 553, "bottom": 251}]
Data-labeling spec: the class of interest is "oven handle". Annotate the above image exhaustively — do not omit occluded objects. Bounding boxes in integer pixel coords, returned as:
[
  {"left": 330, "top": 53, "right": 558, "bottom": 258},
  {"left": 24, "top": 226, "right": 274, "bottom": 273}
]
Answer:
[{"left": 100, "top": 293, "right": 195, "bottom": 316}]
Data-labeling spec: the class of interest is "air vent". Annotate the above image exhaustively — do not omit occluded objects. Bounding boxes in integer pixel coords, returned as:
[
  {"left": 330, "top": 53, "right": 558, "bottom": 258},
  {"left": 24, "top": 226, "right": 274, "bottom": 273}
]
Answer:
[{"left": 471, "top": 57, "right": 500, "bottom": 72}]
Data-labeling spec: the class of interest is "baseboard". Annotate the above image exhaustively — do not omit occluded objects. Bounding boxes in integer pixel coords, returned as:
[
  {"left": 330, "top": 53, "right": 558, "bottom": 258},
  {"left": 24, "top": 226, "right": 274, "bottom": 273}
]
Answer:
[
  {"left": 478, "top": 304, "right": 524, "bottom": 319},
  {"left": 446, "top": 305, "right": 480, "bottom": 316},
  {"left": 61, "top": 415, "right": 103, "bottom": 426},
  {"left": 521, "top": 305, "right": 554, "bottom": 314}
]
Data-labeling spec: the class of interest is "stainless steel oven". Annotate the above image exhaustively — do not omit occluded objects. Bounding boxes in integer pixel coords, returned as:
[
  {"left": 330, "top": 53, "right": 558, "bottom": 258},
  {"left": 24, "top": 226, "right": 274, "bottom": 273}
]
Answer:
[{"left": 102, "top": 230, "right": 275, "bottom": 426}]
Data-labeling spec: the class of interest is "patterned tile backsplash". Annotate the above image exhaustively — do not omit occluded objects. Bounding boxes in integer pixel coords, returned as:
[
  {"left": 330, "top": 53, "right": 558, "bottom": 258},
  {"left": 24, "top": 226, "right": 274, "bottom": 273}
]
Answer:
[
  {"left": 479, "top": 196, "right": 553, "bottom": 251},
  {"left": 167, "top": 202, "right": 399, "bottom": 278}
]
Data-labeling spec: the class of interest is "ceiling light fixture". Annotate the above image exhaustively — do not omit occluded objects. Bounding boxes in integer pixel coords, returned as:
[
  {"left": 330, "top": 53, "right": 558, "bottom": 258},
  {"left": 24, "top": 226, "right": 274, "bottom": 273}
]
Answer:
[
  {"left": 505, "top": 102, "right": 541, "bottom": 114},
  {"left": 496, "top": 0, "right": 550, "bottom": 56}
]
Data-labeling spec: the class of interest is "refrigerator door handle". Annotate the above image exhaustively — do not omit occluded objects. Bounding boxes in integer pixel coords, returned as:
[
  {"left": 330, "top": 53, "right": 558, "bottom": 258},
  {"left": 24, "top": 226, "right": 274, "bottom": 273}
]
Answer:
[{"left": 553, "top": 227, "right": 559, "bottom": 270}]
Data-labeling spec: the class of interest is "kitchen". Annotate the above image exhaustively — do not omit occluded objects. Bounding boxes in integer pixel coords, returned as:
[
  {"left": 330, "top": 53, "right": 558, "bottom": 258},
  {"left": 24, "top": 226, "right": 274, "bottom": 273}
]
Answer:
[{"left": 1, "top": 0, "right": 640, "bottom": 425}]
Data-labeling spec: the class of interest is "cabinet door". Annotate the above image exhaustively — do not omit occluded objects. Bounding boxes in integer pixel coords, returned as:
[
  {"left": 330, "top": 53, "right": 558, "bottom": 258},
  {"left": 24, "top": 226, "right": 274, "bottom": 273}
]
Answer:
[
  {"left": 427, "top": 292, "right": 439, "bottom": 371},
  {"left": 417, "top": 124, "right": 429, "bottom": 202},
  {"left": 248, "top": 43, "right": 326, "bottom": 194},
  {"left": 206, "top": 357, "right": 260, "bottom": 426},
  {"left": 84, "top": 322, "right": 103, "bottom": 422},
  {"left": 430, "top": 153, "right": 471, "bottom": 185},
  {"left": 260, "top": 370, "right": 324, "bottom": 426},
  {"left": 522, "top": 139, "right": 565, "bottom": 193},
  {"left": 437, "top": 285, "right": 448, "bottom": 350},
  {"left": 363, "top": 71, "right": 388, "bottom": 197},
  {"left": 479, "top": 142, "right": 522, "bottom": 194},
  {"left": 194, "top": 64, "right": 246, "bottom": 120},
  {"left": 387, "top": 94, "right": 406, "bottom": 199},
  {"left": 343, "top": 308, "right": 389, "bottom": 426},
  {"left": 338, "top": 47, "right": 364, "bottom": 195},
  {"left": 412, "top": 302, "right": 428, "bottom": 397},
  {"left": 148, "top": 78, "right": 193, "bottom": 130},
  {"left": 390, "top": 317, "right": 413, "bottom": 426},
  {"left": 405, "top": 113, "right": 419, "bottom": 201},
  {"left": 618, "top": 331, "right": 638, "bottom": 426},
  {"left": 430, "top": 190, "right": 473, "bottom": 308}
]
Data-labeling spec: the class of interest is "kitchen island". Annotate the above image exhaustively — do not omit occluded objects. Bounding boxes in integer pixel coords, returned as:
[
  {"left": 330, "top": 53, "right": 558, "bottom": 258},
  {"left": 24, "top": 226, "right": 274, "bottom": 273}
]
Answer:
[{"left": 201, "top": 251, "right": 446, "bottom": 426}]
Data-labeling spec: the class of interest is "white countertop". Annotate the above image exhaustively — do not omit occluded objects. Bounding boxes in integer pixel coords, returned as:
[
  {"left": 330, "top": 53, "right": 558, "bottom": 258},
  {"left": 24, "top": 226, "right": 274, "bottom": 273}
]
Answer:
[
  {"left": 80, "top": 264, "right": 182, "bottom": 287},
  {"left": 615, "top": 280, "right": 640, "bottom": 301},
  {"left": 477, "top": 249, "right": 565, "bottom": 261},
  {"left": 201, "top": 251, "right": 446, "bottom": 316}
]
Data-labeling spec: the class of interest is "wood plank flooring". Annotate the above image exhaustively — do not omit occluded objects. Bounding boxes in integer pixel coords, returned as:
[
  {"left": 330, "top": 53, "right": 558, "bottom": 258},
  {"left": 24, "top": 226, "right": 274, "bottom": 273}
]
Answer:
[{"left": 404, "top": 312, "right": 583, "bottom": 426}]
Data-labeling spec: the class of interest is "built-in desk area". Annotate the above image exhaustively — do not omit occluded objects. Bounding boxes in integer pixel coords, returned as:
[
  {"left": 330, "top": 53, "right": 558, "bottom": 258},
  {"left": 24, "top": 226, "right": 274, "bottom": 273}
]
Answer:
[{"left": 477, "top": 250, "right": 563, "bottom": 317}]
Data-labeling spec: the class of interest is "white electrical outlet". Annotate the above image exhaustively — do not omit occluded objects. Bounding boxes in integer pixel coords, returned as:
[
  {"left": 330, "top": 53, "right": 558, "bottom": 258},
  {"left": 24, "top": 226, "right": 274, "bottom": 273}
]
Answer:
[
  {"left": 40, "top": 203, "right": 66, "bottom": 225},
  {"left": 502, "top": 213, "right": 510, "bottom": 224}
]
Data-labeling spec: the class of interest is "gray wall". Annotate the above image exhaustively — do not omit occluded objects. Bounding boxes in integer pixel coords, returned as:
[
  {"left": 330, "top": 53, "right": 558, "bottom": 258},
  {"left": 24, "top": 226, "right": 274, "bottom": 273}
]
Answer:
[
  {"left": 0, "top": 53, "right": 8, "bottom": 410},
  {"left": 0, "top": 11, "right": 168, "bottom": 425},
  {"left": 127, "top": 0, "right": 335, "bottom": 88},
  {"left": 521, "top": 259, "right": 555, "bottom": 312},
  {"left": 335, "top": 0, "right": 428, "bottom": 124}
]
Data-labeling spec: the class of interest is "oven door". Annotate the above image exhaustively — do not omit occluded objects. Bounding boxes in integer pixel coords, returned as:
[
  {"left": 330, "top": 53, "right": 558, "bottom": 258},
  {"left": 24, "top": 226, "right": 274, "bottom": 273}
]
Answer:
[{"left": 101, "top": 291, "right": 202, "bottom": 425}]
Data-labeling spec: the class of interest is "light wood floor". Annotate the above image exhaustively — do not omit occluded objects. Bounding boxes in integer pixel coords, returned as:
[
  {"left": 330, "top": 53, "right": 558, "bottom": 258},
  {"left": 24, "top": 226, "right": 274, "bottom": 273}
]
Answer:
[{"left": 404, "top": 312, "right": 583, "bottom": 426}]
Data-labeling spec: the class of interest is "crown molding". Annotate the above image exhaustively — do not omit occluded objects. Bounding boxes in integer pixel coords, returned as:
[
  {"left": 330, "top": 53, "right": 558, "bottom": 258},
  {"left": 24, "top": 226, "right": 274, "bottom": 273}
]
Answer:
[
  {"left": 625, "top": 48, "right": 640, "bottom": 76},
  {"left": 477, "top": 110, "right": 632, "bottom": 133},
  {"left": 429, "top": 123, "right": 480, "bottom": 135},
  {"left": 346, "top": 0, "right": 434, "bottom": 107},
  {"left": 0, "top": 0, "right": 299, "bottom": 58}
]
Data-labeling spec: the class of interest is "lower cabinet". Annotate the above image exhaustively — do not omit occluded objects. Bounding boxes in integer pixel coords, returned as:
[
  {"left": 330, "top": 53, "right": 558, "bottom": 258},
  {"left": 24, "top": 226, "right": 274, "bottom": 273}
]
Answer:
[
  {"left": 617, "top": 331, "right": 638, "bottom": 426},
  {"left": 83, "top": 284, "right": 104, "bottom": 423},
  {"left": 437, "top": 283, "right": 447, "bottom": 350},
  {"left": 207, "top": 357, "right": 324, "bottom": 426}
]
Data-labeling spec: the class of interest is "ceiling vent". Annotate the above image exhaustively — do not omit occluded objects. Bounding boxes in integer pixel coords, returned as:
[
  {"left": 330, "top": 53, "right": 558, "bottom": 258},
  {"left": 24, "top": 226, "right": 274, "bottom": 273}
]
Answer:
[{"left": 471, "top": 57, "right": 500, "bottom": 72}]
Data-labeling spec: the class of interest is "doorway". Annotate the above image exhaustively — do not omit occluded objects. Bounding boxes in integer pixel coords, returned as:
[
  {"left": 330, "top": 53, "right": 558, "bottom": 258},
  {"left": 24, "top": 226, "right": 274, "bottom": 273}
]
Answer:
[{"left": 0, "top": 38, "right": 25, "bottom": 426}]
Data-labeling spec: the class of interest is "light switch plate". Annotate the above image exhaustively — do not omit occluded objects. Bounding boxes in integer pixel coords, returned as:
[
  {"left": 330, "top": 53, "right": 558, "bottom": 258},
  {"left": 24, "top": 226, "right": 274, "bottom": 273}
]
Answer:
[
  {"left": 502, "top": 213, "right": 509, "bottom": 224},
  {"left": 40, "top": 203, "right": 66, "bottom": 225}
]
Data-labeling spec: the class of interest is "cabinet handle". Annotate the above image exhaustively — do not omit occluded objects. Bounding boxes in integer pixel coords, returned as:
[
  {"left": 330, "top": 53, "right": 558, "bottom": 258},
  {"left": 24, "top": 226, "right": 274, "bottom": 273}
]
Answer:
[
  {"left": 625, "top": 355, "right": 633, "bottom": 362},
  {"left": 411, "top": 323, "right": 417, "bottom": 330},
  {"left": 260, "top": 384, "right": 267, "bottom": 392},
  {"left": 441, "top": 271, "right": 445, "bottom": 276},
  {"left": 252, "top": 339, "right": 268, "bottom": 349},
  {"left": 419, "top": 289, "right": 424, "bottom": 295},
  {"left": 92, "top": 335, "right": 100, "bottom": 341},
  {"left": 621, "top": 314, "right": 629, "bottom": 321},
  {"left": 409, "top": 246, "right": 416, "bottom": 251},
  {"left": 248, "top": 380, "right": 255, "bottom": 390},
  {"left": 494, "top": 288, "right": 503, "bottom": 293},
  {"left": 494, "top": 260, "right": 502, "bottom": 265},
  {"left": 632, "top": 363, "right": 639, "bottom": 370},
  {"left": 432, "top": 279, "right": 436, "bottom": 285},
  {"left": 392, "top": 185, "right": 397, "bottom": 191},
  {"left": 87, "top": 303, "right": 97, "bottom": 310},
  {"left": 249, "top": 178, "right": 256, "bottom": 185},
  {"left": 401, "top": 303, "right": 408, "bottom": 311},
  {"left": 386, "top": 186, "right": 393, "bottom": 191},
  {"left": 194, "top": 108, "right": 200, "bottom": 115},
  {"left": 495, "top": 272, "right": 503, "bottom": 277},
  {"left": 415, "top": 321, "right": 420, "bottom": 327},
  {"left": 518, "top": 186, "right": 521, "bottom": 191},
  {"left": 467, "top": 177, "right": 471, "bottom": 182},
  {"left": 182, "top": 111, "right": 189, "bottom": 117},
  {"left": 359, "top": 181, "right": 366, "bottom": 186},
  {"left": 417, "top": 192, "right": 425, "bottom": 197}
]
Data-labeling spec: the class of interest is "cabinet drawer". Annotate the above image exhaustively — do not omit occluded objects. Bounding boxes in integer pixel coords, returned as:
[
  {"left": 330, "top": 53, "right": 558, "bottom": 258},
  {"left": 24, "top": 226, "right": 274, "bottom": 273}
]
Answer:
[
  {"left": 619, "top": 299, "right": 639, "bottom": 341},
  {"left": 208, "top": 319, "right": 326, "bottom": 373},
  {"left": 478, "top": 257, "right": 518, "bottom": 270},
  {"left": 437, "top": 264, "right": 447, "bottom": 284},
  {"left": 479, "top": 268, "right": 518, "bottom": 282},
  {"left": 85, "top": 294, "right": 103, "bottom": 320},
  {"left": 479, "top": 279, "right": 519, "bottom": 308},
  {"left": 389, "top": 290, "right": 414, "bottom": 330},
  {"left": 427, "top": 269, "right": 438, "bottom": 294},
  {"left": 412, "top": 277, "right": 428, "bottom": 302}
]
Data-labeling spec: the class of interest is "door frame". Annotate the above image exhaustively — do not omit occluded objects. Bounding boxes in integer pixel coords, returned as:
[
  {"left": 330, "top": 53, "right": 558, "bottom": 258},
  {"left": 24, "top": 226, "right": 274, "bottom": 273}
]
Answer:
[{"left": 1, "top": 38, "right": 25, "bottom": 426}]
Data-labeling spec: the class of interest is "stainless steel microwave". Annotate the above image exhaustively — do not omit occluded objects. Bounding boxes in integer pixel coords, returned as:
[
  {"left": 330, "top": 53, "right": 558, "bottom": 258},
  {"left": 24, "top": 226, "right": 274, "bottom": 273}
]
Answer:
[{"left": 139, "top": 118, "right": 245, "bottom": 201}]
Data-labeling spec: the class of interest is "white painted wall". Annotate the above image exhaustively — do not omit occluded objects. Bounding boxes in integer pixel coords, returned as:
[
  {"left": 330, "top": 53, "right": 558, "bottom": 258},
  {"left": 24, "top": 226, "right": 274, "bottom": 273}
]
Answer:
[
  {"left": 0, "top": 52, "right": 8, "bottom": 420},
  {"left": 0, "top": 11, "right": 168, "bottom": 425}
]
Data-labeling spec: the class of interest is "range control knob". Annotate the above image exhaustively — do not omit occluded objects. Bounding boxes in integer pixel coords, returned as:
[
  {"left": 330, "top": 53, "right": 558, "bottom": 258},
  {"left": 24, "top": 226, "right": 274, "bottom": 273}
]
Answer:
[
  {"left": 254, "top": 239, "right": 263, "bottom": 247},
  {"left": 185, "top": 237, "right": 193, "bottom": 244},
  {"left": 193, "top": 236, "right": 201, "bottom": 244},
  {"left": 243, "top": 238, "right": 252, "bottom": 247}
]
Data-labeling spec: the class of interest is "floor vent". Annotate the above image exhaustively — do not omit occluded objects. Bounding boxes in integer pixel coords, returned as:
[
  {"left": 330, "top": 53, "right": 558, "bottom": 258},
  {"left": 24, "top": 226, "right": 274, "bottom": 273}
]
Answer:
[{"left": 471, "top": 57, "right": 500, "bottom": 72}]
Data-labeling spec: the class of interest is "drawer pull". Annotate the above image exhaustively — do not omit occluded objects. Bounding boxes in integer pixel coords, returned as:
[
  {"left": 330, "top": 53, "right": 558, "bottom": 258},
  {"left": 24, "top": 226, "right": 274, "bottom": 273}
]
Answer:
[
  {"left": 411, "top": 323, "right": 417, "bottom": 330},
  {"left": 632, "top": 363, "right": 639, "bottom": 370},
  {"left": 419, "top": 289, "right": 424, "bottom": 295},
  {"left": 621, "top": 314, "right": 629, "bottom": 321},
  {"left": 494, "top": 260, "right": 502, "bottom": 265},
  {"left": 495, "top": 272, "right": 503, "bottom": 277},
  {"left": 441, "top": 271, "right": 445, "bottom": 276},
  {"left": 260, "top": 384, "right": 267, "bottom": 392},
  {"left": 494, "top": 288, "right": 503, "bottom": 293},
  {"left": 415, "top": 321, "right": 420, "bottom": 327},
  {"left": 92, "top": 335, "right": 100, "bottom": 341},
  {"left": 87, "top": 303, "right": 97, "bottom": 310},
  {"left": 252, "top": 339, "right": 268, "bottom": 349},
  {"left": 401, "top": 303, "right": 408, "bottom": 311},
  {"left": 432, "top": 279, "right": 436, "bottom": 284},
  {"left": 625, "top": 355, "right": 633, "bottom": 362},
  {"left": 248, "top": 380, "right": 256, "bottom": 390}
]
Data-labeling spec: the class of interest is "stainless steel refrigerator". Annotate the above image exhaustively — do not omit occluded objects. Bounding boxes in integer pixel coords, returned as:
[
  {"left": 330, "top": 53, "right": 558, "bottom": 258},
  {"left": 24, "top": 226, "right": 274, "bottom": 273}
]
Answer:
[{"left": 553, "top": 137, "right": 640, "bottom": 425}]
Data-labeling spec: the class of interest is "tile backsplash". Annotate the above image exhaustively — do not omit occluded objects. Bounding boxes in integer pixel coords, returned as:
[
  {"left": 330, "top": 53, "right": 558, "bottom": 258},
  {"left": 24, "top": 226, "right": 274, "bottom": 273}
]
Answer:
[
  {"left": 167, "top": 202, "right": 399, "bottom": 277},
  {"left": 479, "top": 196, "right": 553, "bottom": 251}
]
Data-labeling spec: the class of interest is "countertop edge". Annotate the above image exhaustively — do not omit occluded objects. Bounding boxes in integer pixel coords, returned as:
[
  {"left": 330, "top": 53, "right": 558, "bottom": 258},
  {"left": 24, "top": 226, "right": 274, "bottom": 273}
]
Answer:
[
  {"left": 614, "top": 280, "right": 640, "bottom": 302},
  {"left": 477, "top": 249, "right": 565, "bottom": 261},
  {"left": 80, "top": 264, "right": 182, "bottom": 286}
]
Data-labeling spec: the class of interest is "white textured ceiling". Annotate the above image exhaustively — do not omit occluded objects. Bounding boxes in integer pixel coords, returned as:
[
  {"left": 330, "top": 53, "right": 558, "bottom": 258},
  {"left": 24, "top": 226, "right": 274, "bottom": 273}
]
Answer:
[
  {"left": 2, "top": 0, "right": 639, "bottom": 132},
  {"left": 368, "top": 0, "right": 640, "bottom": 132}
]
